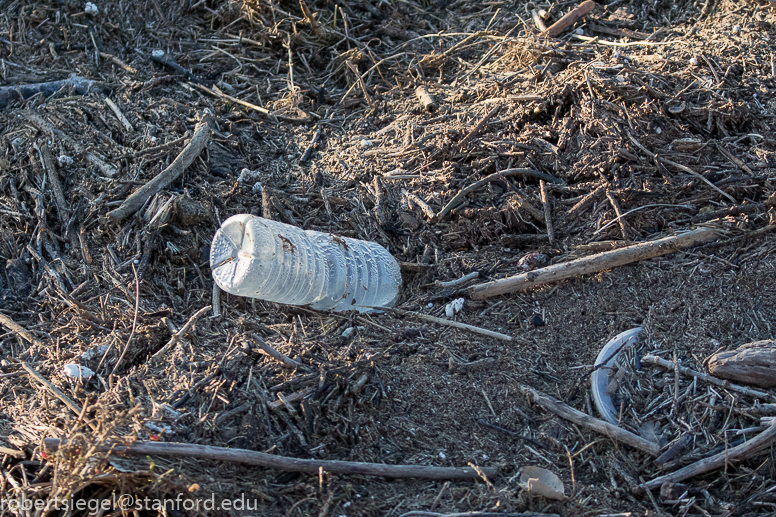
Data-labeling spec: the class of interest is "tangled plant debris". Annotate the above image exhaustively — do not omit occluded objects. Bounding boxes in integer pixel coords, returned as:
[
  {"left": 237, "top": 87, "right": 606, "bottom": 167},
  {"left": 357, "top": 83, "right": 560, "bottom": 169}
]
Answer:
[{"left": 1, "top": 0, "right": 776, "bottom": 515}]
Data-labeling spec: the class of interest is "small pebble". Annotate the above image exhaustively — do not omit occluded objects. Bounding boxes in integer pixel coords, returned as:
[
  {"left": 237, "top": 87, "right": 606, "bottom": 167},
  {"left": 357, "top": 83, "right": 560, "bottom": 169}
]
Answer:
[
  {"left": 689, "top": 56, "right": 699, "bottom": 66},
  {"left": 733, "top": 25, "right": 741, "bottom": 35},
  {"left": 84, "top": 2, "right": 98, "bottom": 14},
  {"left": 152, "top": 49, "right": 165, "bottom": 58},
  {"left": 360, "top": 139, "right": 372, "bottom": 147}
]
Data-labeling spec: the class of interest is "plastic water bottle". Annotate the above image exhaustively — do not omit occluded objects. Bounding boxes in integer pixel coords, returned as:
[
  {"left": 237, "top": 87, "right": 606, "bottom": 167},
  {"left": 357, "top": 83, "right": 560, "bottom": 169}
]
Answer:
[{"left": 210, "top": 214, "right": 402, "bottom": 312}]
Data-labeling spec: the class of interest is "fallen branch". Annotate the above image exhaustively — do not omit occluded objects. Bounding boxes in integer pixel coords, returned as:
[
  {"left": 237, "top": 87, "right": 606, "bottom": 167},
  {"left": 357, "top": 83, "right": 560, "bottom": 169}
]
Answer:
[
  {"left": 643, "top": 420, "right": 776, "bottom": 490},
  {"left": 0, "top": 313, "right": 43, "bottom": 347},
  {"left": 469, "top": 228, "right": 718, "bottom": 300},
  {"left": 388, "top": 308, "right": 514, "bottom": 342},
  {"left": 42, "top": 438, "right": 496, "bottom": 480},
  {"left": 541, "top": 0, "right": 595, "bottom": 38},
  {"left": 641, "top": 354, "right": 775, "bottom": 401},
  {"left": 706, "top": 340, "right": 776, "bottom": 388},
  {"left": 520, "top": 385, "right": 661, "bottom": 456},
  {"left": 0, "top": 75, "right": 98, "bottom": 109},
  {"left": 438, "top": 168, "right": 561, "bottom": 219},
  {"left": 107, "top": 122, "right": 211, "bottom": 221}
]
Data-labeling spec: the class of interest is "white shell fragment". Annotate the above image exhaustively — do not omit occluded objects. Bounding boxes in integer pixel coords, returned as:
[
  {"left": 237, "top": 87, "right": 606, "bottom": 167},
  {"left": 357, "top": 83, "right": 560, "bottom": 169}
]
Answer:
[
  {"left": 445, "top": 298, "right": 464, "bottom": 318},
  {"left": 63, "top": 364, "right": 95, "bottom": 379},
  {"left": 519, "top": 466, "right": 566, "bottom": 500},
  {"left": 85, "top": 2, "right": 98, "bottom": 14},
  {"left": 152, "top": 49, "right": 165, "bottom": 58},
  {"left": 591, "top": 327, "right": 643, "bottom": 425},
  {"left": 360, "top": 139, "right": 372, "bottom": 147}
]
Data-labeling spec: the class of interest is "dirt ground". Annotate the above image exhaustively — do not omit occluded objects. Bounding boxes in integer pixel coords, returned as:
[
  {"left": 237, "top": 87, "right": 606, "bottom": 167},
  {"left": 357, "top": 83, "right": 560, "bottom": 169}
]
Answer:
[{"left": 2, "top": 0, "right": 776, "bottom": 515}]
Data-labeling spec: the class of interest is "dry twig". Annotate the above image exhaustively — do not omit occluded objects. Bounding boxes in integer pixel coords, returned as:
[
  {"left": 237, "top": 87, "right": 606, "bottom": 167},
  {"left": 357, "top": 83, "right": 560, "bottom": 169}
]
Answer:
[
  {"left": 469, "top": 228, "right": 718, "bottom": 299},
  {"left": 43, "top": 438, "right": 497, "bottom": 480}
]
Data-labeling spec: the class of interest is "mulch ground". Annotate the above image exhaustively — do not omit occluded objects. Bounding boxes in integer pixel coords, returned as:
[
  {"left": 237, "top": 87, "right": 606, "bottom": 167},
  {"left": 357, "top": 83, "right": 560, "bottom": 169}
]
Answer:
[{"left": 2, "top": 0, "right": 776, "bottom": 515}]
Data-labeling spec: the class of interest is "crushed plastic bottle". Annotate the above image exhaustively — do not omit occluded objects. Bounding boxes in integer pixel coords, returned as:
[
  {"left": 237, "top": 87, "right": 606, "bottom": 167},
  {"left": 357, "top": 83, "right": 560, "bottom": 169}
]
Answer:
[{"left": 210, "top": 214, "right": 401, "bottom": 312}]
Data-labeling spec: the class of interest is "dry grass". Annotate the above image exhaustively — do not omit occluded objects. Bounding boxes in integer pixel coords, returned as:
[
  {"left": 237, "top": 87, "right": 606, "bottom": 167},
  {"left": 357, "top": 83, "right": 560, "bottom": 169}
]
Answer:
[{"left": 1, "top": 0, "right": 776, "bottom": 515}]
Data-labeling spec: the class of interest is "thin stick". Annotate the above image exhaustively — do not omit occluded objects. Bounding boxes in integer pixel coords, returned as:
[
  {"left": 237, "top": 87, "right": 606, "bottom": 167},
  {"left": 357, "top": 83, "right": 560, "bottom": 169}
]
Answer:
[
  {"left": 252, "top": 333, "right": 301, "bottom": 369},
  {"left": 531, "top": 9, "right": 548, "bottom": 31},
  {"left": 541, "top": 0, "right": 595, "bottom": 38},
  {"left": 298, "top": 0, "right": 322, "bottom": 36},
  {"left": 151, "top": 305, "right": 212, "bottom": 360},
  {"left": 387, "top": 308, "right": 513, "bottom": 342},
  {"left": 0, "top": 446, "right": 25, "bottom": 459},
  {"left": 111, "top": 265, "right": 140, "bottom": 376},
  {"left": 469, "top": 228, "right": 718, "bottom": 300},
  {"left": 42, "top": 438, "right": 496, "bottom": 480},
  {"left": 435, "top": 272, "right": 479, "bottom": 288},
  {"left": 457, "top": 104, "right": 502, "bottom": 149},
  {"left": 659, "top": 157, "right": 737, "bottom": 204},
  {"left": 568, "top": 185, "right": 604, "bottom": 218},
  {"left": 36, "top": 142, "right": 70, "bottom": 226},
  {"left": 22, "top": 363, "right": 82, "bottom": 415},
  {"left": 605, "top": 190, "right": 630, "bottom": 241},
  {"left": 520, "top": 385, "right": 661, "bottom": 456},
  {"left": 0, "top": 313, "right": 43, "bottom": 347},
  {"left": 23, "top": 110, "right": 118, "bottom": 178},
  {"left": 107, "top": 122, "right": 211, "bottom": 221},
  {"left": 404, "top": 190, "right": 437, "bottom": 221},
  {"left": 437, "top": 168, "right": 561, "bottom": 219},
  {"left": 211, "top": 283, "right": 221, "bottom": 318},
  {"left": 643, "top": 421, "right": 776, "bottom": 490},
  {"left": 300, "top": 127, "right": 323, "bottom": 162},
  {"left": 539, "top": 180, "right": 554, "bottom": 245},
  {"left": 641, "top": 354, "right": 775, "bottom": 402},
  {"left": 104, "top": 97, "right": 134, "bottom": 132},
  {"left": 99, "top": 52, "right": 137, "bottom": 74}
]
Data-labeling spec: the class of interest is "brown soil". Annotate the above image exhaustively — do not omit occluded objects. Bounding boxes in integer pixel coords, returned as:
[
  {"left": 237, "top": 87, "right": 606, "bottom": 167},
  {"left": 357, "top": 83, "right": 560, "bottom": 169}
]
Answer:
[{"left": 1, "top": 0, "right": 776, "bottom": 516}]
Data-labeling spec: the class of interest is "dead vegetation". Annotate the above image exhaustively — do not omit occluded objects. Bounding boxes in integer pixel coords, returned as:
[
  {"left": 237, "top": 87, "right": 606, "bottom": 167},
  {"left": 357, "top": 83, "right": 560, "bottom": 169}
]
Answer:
[{"left": 1, "top": 0, "right": 776, "bottom": 515}]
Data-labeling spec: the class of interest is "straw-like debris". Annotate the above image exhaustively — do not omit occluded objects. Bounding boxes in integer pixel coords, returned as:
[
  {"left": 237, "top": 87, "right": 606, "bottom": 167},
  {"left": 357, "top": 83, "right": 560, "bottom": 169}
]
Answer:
[{"left": 1, "top": 0, "right": 776, "bottom": 515}]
